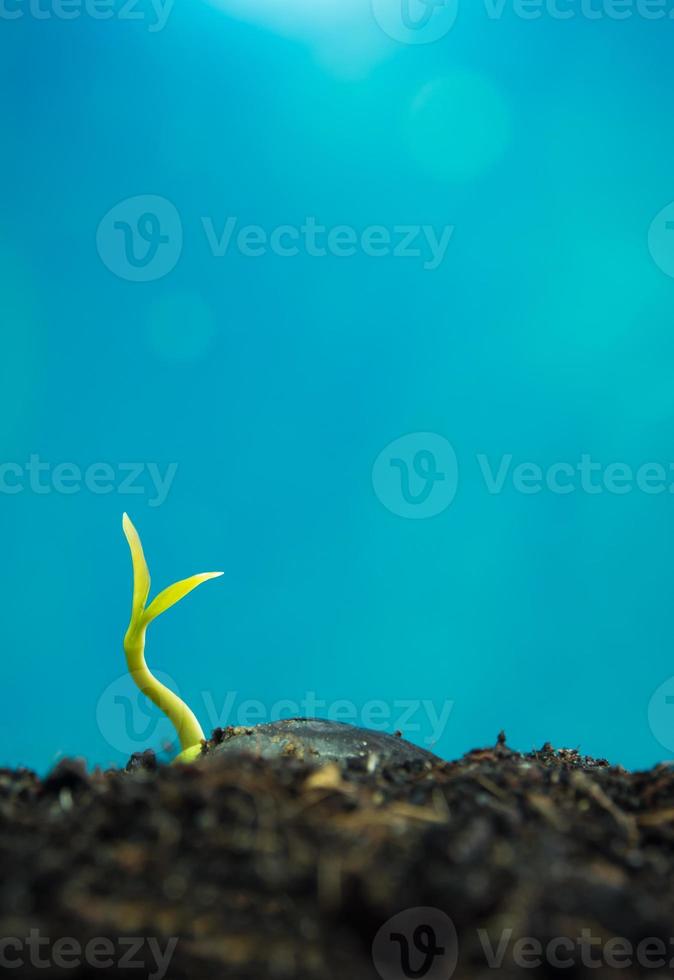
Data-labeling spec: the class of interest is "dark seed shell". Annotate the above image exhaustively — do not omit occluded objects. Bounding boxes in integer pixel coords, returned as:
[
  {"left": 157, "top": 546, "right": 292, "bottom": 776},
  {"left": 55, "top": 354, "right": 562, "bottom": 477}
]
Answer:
[{"left": 206, "top": 717, "right": 442, "bottom": 768}]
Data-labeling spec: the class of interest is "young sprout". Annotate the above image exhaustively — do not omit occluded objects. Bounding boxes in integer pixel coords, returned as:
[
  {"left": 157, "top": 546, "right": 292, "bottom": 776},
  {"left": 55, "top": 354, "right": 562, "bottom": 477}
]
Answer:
[{"left": 122, "top": 513, "right": 222, "bottom": 764}]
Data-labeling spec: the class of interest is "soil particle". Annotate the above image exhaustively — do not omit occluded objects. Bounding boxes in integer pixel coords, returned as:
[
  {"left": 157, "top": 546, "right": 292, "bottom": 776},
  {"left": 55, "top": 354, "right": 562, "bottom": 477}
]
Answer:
[{"left": 1, "top": 735, "right": 674, "bottom": 978}]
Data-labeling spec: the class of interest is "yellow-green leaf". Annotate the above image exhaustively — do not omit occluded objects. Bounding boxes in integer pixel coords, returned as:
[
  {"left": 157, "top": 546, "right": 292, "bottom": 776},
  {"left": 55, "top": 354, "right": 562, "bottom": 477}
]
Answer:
[
  {"left": 144, "top": 572, "right": 223, "bottom": 625},
  {"left": 122, "top": 513, "right": 151, "bottom": 625}
]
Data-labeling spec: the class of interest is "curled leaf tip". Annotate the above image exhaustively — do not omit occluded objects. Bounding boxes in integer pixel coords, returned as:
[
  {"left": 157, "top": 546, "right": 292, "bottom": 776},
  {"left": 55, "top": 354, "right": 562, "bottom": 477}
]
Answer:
[{"left": 122, "top": 512, "right": 151, "bottom": 628}]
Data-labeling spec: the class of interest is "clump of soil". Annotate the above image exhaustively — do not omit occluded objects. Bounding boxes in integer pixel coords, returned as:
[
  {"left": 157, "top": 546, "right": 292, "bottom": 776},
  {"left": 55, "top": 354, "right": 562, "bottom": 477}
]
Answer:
[{"left": 2, "top": 734, "right": 674, "bottom": 979}]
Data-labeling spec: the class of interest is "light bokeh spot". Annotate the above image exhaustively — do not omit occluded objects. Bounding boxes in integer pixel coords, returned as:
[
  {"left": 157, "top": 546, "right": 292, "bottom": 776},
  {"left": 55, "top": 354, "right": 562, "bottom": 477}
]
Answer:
[{"left": 407, "top": 72, "right": 510, "bottom": 181}]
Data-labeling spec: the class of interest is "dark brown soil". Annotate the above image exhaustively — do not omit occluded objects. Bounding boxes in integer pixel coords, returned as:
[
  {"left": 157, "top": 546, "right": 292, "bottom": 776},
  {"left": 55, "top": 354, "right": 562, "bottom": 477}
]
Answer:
[{"left": 2, "top": 733, "right": 674, "bottom": 979}]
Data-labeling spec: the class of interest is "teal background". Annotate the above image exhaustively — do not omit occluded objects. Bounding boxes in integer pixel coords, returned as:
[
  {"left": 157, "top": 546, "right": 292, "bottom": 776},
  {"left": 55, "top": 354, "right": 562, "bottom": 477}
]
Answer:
[{"left": 3, "top": 0, "right": 674, "bottom": 773}]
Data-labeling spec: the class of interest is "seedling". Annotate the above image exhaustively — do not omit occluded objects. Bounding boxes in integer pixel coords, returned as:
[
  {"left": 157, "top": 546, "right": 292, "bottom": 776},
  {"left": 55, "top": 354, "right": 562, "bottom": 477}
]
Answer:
[
  {"left": 121, "top": 514, "right": 441, "bottom": 769},
  {"left": 122, "top": 513, "right": 222, "bottom": 764}
]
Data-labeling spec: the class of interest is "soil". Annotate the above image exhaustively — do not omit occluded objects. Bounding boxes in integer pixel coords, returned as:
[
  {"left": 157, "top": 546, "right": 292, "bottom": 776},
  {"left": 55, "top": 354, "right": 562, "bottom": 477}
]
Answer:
[{"left": 2, "top": 730, "right": 674, "bottom": 979}]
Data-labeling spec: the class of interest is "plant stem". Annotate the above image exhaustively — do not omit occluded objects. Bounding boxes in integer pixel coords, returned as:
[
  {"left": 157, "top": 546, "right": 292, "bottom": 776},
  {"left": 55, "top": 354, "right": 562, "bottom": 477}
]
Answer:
[{"left": 124, "top": 626, "right": 205, "bottom": 756}]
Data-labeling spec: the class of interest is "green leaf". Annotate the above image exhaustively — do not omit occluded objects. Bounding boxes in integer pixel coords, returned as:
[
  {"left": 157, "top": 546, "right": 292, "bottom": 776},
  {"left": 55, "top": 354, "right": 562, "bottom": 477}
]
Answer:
[
  {"left": 144, "top": 571, "right": 223, "bottom": 625},
  {"left": 122, "top": 512, "right": 151, "bottom": 626}
]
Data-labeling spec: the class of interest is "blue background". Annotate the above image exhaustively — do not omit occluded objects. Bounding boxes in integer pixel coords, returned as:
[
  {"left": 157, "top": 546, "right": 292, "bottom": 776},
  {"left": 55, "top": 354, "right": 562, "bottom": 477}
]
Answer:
[{"left": 3, "top": 0, "right": 674, "bottom": 773}]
